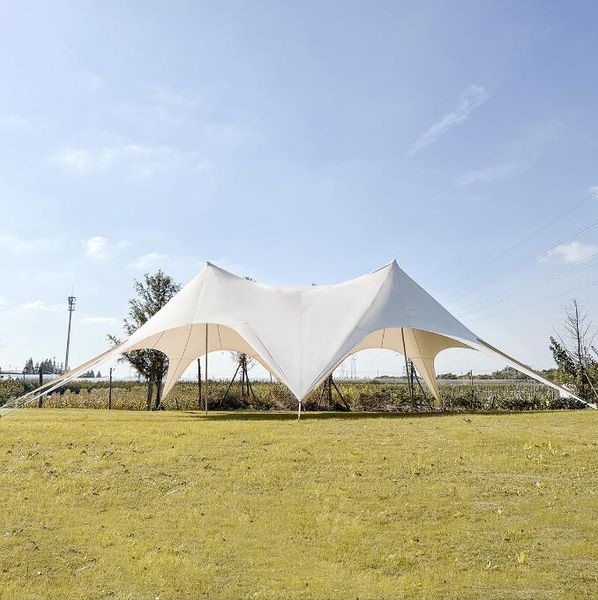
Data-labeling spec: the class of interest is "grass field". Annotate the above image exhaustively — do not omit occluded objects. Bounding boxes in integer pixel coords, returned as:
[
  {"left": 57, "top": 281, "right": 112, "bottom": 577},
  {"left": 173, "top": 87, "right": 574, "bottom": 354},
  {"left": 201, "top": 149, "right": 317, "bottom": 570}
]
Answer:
[{"left": 0, "top": 410, "right": 596, "bottom": 599}]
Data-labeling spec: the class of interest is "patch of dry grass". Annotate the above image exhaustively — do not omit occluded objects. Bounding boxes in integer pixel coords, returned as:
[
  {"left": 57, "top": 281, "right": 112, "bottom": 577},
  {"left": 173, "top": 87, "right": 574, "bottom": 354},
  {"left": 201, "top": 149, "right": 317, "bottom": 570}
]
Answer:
[{"left": 0, "top": 410, "right": 596, "bottom": 599}]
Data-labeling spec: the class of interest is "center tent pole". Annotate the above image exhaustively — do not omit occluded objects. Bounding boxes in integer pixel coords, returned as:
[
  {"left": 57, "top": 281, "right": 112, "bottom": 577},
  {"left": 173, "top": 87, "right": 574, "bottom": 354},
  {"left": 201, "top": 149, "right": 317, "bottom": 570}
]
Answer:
[
  {"left": 297, "top": 400, "right": 302, "bottom": 420},
  {"left": 204, "top": 323, "right": 209, "bottom": 416}
]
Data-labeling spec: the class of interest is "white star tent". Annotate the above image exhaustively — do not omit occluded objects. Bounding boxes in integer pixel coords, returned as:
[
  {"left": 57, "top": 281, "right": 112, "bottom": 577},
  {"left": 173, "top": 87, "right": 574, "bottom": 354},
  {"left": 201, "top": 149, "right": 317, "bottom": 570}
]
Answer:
[{"left": 11, "top": 260, "right": 593, "bottom": 412}]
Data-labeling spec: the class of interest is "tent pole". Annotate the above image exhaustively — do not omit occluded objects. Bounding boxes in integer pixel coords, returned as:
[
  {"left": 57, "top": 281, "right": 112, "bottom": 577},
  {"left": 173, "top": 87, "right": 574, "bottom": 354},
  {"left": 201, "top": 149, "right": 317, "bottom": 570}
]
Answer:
[
  {"left": 401, "top": 327, "right": 415, "bottom": 407},
  {"left": 247, "top": 371, "right": 257, "bottom": 401},
  {"left": 204, "top": 323, "right": 209, "bottom": 416},
  {"left": 222, "top": 363, "right": 241, "bottom": 404},
  {"left": 197, "top": 358, "right": 202, "bottom": 411},
  {"left": 297, "top": 400, "right": 302, "bottom": 420},
  {"left": 330, "top": 377, "right": 350, "bottom": 411},
  {"left": 412, "top": 368, "right": 433, "bottom": 410}
]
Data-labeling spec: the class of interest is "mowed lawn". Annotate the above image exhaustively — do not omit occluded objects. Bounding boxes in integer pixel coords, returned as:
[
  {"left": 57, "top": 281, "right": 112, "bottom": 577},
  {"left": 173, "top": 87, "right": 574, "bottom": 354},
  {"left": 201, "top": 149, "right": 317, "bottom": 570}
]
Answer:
[{"left": 0, "top": 410, "right": 596, "bottom": 600}]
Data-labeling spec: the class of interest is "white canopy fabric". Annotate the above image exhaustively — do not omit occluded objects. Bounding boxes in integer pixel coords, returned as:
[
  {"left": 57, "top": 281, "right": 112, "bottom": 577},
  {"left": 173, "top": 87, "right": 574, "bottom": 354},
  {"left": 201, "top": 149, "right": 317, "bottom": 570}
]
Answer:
[{"left": 11, "top": 260, "right": 594, "bottom": 410}]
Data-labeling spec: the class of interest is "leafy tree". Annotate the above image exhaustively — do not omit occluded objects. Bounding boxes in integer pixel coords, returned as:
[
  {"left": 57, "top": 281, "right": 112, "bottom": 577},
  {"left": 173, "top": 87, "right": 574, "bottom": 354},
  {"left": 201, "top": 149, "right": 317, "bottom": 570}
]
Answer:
[
  {"left": 490, "top": 366, "right": 529, "bottom": 380},
  {"left": 437, "top": 372, "right": 458, "bottom": 379},
  {"left": 109, "top": 270, "right": 181, "bottom": 410},
  {"left": 23, "top": 357, "right": 63, "bottom": 375}
]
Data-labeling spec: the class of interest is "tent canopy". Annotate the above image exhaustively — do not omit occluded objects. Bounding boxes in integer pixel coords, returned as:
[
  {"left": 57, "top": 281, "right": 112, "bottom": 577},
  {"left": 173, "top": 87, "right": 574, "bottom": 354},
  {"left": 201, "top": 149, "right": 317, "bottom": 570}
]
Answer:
[{"left": 13, "top": 260, "right": 593, "bottom": 408}]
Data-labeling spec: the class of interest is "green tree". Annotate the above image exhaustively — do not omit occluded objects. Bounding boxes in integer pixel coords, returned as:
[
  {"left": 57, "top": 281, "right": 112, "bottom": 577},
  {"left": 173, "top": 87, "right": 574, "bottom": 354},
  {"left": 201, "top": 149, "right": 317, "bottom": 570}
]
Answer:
[{"left": 109, "top": 270, "right": 181, "bottom": 410}]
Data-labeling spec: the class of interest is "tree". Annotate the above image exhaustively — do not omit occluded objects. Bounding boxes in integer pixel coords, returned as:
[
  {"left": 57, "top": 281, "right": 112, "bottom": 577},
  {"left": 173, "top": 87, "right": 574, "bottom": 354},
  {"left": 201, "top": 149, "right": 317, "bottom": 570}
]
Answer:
[
  {"left": 22, "top": 358, "right": 35, "bottom": 374},
  {"left": 229, "top": 352, "right": 256, "bottom": 405},
  {"left": 550, "top": 299, "right": 598, "bottom": 401},
  {"left": 109, "top": 270, "right": 181, "bottom": 410}
]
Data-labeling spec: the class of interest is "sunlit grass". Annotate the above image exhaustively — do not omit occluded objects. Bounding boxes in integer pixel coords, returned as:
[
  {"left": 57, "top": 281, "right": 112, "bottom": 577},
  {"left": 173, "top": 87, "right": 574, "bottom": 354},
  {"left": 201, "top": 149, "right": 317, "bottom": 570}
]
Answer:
[{"left": 0, "top": 410, "right": 596, "bottom": 599}]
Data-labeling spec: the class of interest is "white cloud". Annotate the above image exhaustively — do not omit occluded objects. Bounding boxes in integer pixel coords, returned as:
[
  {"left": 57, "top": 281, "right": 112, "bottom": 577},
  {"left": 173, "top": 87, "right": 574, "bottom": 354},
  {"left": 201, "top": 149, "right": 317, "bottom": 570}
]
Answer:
[
  {"left": 408, "top": 85, "right": 490, "bottom": 156},
  {"left": 54, "top": 147, "right": 95, "bottom": 171},
  {"left": 130, "top": 252, "right": 168, "bottom": 269},
  {"left": 542, "top": 241, "right": 598, "bottom": 264},
  {"left": 152, "top": 87, "right": 196, "bottom": 109},
  {"left": 79, "top": 72, "right": 105, "bottom": 91},
  {"left": 455, "top": 162, "right": 526, "bottom": 186},
  {"left": 0, "top": 113, "right": 31, "bottom": 130},
  {"left": 0, "top": 233, "right": 54, "bottom": 254},
  {"left": 79, "top": 316, "right": 119, "bottom": 324},
  {"left": 50, "top": 143, "right": 208, "bottom": 179},
  {"left": 21, "top": 300, "right": 62, "bottom": 312},
  {"left": 85, "top": 235, "right": 109, "bottom": 259}
]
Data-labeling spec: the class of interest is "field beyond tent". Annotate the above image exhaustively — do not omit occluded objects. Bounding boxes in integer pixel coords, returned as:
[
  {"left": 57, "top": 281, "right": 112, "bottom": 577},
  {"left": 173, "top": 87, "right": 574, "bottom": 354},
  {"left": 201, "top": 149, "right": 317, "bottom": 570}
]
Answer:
[{"left": 1, "top": 410, "right": 596, "bottom": 599}]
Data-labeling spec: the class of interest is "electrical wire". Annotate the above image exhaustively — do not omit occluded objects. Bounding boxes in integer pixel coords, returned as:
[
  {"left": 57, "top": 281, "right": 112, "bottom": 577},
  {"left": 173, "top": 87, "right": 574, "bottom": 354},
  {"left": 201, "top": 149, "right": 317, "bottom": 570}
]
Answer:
[
  {"left": 442, "top": 215, "right": 598, "bottom": 307},
  {"left": 438, "top": 188, "right": 597, "bottom": 297},
  {"left": 457, "top": 252, "right": 598, "bottom": 315},
  {"left": 464, "top": 276, "right": 598, "bottom": 321}
]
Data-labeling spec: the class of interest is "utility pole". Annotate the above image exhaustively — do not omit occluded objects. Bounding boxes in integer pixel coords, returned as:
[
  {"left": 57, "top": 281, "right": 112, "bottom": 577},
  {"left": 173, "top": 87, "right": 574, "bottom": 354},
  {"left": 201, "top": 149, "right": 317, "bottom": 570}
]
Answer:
[{"left": 64, "top": 295, "right": 76, "bottom": 372}]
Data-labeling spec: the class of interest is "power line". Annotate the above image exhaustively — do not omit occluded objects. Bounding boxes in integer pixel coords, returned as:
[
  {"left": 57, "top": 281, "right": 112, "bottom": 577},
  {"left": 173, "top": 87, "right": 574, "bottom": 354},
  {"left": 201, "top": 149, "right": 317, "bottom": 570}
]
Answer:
[
  {"left": 457, "top": 252, "right": 598, "bottom": 315},
  {"left": 439, "top": 188, "right": 597, "bottom": 296},
  {"left": 443, "top": 215, "right": 598, "bottom": 306},
  {"left": 465, "top": 276, "right": 598, "bottom": 321}
]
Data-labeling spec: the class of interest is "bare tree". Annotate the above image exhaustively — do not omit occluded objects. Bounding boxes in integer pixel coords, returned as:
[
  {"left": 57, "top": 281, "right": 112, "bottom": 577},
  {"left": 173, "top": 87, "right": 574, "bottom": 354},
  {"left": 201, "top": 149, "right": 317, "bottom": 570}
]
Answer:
[
  {"left": 230, "top": 352, "right": 256, "bottom": 404},
  {"left": 228, "top": 275, "right": 257, "bottom": 404},
  {"left": 550, "top": 299, "right": 598, "bottom": 401}
]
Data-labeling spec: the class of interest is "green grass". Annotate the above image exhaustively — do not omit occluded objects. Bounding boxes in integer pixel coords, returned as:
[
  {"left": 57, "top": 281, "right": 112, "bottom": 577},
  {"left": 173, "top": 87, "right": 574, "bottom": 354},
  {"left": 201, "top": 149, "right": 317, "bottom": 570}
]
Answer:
[{"left": 0, "top": 410, "right": 596, "bottom": 599}]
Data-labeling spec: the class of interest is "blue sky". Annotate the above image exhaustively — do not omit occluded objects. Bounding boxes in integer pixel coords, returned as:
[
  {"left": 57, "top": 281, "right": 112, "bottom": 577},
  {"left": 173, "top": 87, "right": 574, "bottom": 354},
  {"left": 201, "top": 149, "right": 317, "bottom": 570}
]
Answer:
[{"left": 1, "top": 1, "right": 597, "bottom": 379}]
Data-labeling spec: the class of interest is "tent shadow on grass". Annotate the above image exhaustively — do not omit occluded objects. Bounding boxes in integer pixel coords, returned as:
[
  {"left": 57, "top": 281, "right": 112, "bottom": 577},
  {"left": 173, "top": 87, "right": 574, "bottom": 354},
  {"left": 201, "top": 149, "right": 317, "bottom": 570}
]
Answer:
[{"left": 179, "top": 410, "right": 563, "bottom": 422}]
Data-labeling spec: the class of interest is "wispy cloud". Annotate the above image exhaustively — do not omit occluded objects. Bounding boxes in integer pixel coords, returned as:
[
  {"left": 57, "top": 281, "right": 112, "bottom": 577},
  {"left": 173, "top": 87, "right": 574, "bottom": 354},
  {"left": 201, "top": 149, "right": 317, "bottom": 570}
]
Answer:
[
  {"left": 79, "top": 315, "right": 119, "bottom": 324},
  {"left": 0, "top": 233, "right": 54, "bottom": 254},
  {"left": 84, "top": 235, "right": 109, "bottom": 259},
  {"left": 20, "top": 300, "right": 62, "bottom": 312},
  {"left": 0, "top": 113, "right": 31, "bottom": 130},
  {"left": 79, "top": 71, "right": 105, "bottom": 91},
  {"left": 542, "top": 241, "right": 598, "bottom": 264},
  {"left": 455, "top": 161, "right": 527, "bottom": 186},
  {"left": 50, "top": 144, "right": 209, "bottom": 179},
  {"left": 129, "top": 252, "right": 168, "bottom": 269},
  {"left": 408, "top": 85, "right": 490, "bottom": 156},
  {"left": 151, "top": 87, "right": 197, "bottom": 109}
]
